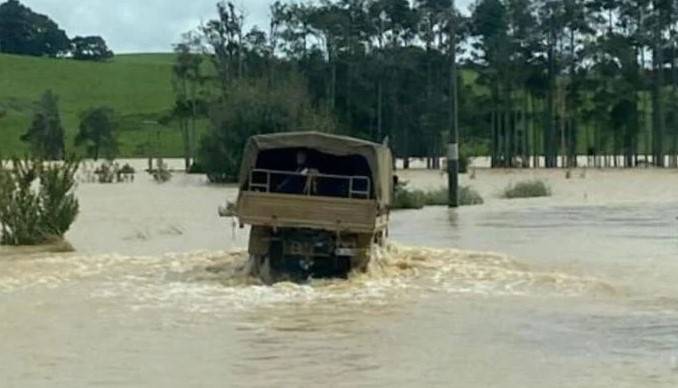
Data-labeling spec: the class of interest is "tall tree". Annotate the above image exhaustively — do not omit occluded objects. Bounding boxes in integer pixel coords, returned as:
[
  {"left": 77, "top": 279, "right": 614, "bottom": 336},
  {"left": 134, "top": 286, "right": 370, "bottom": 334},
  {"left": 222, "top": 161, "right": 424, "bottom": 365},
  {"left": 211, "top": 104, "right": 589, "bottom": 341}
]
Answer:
[
  {"left": 173, "top": 33, "right": 205, "bottom": 169},
  {"left": 0, "top": 0, "right": 69, "bottom": 57},
  {"left": 472, "top": 0, "right": 510, "bottom": 166},
  {"left": 651, "top": 0, "right": 667, "bottom": 166},
  {"left": 21, "top": 90, "right": 65, "bottom": 160},
  {"left": 71, "top": 36, "right": 113, "bottom": 61},
  {"left": 75, "top": 107, "right": 118, "bottom": 161},
  {"left": 201, "top": 1, "right": 245, "bottom": 97}
]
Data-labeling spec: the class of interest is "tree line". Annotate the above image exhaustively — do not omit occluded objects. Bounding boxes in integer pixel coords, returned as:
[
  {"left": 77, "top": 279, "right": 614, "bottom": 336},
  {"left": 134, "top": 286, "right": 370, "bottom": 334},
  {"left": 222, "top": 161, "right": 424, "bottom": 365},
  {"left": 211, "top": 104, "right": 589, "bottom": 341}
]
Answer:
[
  {"left": 11, "top": 0, "right": 678, "bottom": 172},
  {"left": 169, "top": 0, "right": 678, "bottom": 176},
  {"left": 468, "top": 0, "right": 678, "bottom": 168},
  {"left": 0, "top": 0, "right": 113, "bottom": 60}
]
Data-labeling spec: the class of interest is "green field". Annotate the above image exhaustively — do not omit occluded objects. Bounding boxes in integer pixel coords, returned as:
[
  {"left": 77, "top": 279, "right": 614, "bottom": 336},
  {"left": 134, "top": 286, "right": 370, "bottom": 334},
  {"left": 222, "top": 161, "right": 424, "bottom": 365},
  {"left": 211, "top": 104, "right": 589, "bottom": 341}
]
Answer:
[{"left": 0, "top": 53, "right": 201, "bottom": 158}]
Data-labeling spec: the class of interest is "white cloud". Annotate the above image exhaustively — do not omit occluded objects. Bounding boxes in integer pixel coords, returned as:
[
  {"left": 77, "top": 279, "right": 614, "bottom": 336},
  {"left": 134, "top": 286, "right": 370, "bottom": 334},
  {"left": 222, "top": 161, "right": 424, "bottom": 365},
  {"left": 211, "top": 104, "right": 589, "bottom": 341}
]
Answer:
[{"left": 19, "top": 0, "right": 474, "bottom": 54}]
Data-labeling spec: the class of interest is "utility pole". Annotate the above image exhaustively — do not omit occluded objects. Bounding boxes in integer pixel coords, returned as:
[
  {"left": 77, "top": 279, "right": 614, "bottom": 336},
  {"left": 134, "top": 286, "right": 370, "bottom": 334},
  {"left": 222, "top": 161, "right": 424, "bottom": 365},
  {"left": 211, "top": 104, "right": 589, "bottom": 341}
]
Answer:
[{"left": 448, "top": 1, "right": 459, "bottom": 207}]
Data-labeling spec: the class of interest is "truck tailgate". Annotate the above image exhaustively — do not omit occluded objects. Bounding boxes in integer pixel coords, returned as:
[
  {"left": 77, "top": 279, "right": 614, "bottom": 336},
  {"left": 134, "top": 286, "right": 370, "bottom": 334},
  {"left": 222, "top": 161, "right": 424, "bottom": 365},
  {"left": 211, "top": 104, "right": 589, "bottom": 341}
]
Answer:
[{"left": 237, "top": 191, "right": 384, "bottom": 233}]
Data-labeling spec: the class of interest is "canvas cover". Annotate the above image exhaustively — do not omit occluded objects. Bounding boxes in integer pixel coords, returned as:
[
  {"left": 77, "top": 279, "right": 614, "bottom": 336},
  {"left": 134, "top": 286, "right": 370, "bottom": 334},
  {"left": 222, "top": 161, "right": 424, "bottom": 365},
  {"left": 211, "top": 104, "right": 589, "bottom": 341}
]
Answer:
[{"left": 239, "top": 132, "right": 394, "bottom": 206}]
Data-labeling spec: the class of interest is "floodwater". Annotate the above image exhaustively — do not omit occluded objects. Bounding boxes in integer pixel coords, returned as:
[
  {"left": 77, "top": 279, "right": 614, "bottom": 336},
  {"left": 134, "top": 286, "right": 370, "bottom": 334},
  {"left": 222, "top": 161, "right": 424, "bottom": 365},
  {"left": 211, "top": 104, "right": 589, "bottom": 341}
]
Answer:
[{"left": 2, "top": 163, "right": 678, "bottom": 387}]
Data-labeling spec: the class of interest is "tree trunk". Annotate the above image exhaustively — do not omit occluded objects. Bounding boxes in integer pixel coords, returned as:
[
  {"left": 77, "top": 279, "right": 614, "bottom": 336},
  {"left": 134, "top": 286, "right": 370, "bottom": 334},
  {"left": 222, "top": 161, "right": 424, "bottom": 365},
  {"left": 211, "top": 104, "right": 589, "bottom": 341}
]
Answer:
[
  {"left": 545, "top": 21, "right": 557, "bottom": 168},
  {"left": 652, "top": 0, "right": 666, "bottom": 167},
  {"left": 491, "top": 109, "right": 498, "bottom": 167}
]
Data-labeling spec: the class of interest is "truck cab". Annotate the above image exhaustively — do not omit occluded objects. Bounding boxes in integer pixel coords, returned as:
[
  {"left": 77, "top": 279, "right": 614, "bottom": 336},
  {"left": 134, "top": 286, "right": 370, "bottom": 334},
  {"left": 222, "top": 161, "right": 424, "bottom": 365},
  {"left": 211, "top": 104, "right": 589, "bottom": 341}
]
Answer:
[{"left": 235, "top": 132, "right": 393, "bottom": 282}]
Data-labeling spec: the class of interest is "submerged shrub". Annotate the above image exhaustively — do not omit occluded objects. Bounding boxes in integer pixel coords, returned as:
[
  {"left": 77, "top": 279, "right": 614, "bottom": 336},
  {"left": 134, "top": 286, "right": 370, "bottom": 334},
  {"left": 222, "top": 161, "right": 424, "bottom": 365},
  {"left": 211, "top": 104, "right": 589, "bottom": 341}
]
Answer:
[
  {"left": 460, "top": 186, "right": 485, "bottom": 205},
  {"left": 94, "top": 161, "right": 116, "bottom": 183},
  {"left": 91, "top": 161, "right": 135, "bottom": 183},
  {"left": 151, "top": 159, "right": 172, "bottom": 183},
  {"left": 393, "top": 182, "right": 426, "bottom": 209},
  {"left": 119, "top": 163, "right": 135, "bottom": 175},
  {"left": 502, "top": 179, "right": 551, "bottom": 199},
  {"left": 0, "top": 158, "right": 79, "bottom": 246},
  {"left": 393, "top": 183, "right": 484, "bottom": 209},
  {"left": 423, "top": 187, "right": 484, "bottom": 206}
]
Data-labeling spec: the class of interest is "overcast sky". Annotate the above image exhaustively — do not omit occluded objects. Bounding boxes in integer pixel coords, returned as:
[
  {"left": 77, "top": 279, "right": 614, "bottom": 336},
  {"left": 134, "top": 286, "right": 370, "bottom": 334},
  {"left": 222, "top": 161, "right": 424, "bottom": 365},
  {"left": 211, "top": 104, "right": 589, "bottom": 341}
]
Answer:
[{"left": 21, "top": 0, "right": 474, "bottom": 54}]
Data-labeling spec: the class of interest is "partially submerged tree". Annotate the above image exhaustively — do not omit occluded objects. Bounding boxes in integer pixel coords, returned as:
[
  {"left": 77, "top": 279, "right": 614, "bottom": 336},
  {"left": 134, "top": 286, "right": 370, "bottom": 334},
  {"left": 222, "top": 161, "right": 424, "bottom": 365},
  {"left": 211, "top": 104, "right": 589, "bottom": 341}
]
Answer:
[
  {"left": 75, "top": 106, "right": 118, "bottom": 161},
  {"left": 21, "top": 90, "right": 65, "bottom": 160},
  {"left": 172, "top": 32, "right": 206, "bottom": 169}
]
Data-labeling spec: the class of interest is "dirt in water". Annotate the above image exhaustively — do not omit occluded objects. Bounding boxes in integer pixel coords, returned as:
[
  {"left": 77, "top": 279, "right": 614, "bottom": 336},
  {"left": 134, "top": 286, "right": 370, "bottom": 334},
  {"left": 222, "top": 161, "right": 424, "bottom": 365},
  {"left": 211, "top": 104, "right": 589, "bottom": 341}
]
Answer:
[{"left": 1, "top": 165, "right": 678, "bottom": 387}]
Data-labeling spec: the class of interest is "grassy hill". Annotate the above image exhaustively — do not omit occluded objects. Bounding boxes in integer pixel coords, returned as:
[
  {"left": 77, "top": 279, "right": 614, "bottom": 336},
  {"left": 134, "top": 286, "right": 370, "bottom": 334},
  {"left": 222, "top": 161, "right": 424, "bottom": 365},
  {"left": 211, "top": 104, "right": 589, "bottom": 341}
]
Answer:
[
  {"left": 0, "top": 53, "right": 484, "bottom": 159},
  {"left": 0, "top": 53, "right": 196, "bottom": 158}
]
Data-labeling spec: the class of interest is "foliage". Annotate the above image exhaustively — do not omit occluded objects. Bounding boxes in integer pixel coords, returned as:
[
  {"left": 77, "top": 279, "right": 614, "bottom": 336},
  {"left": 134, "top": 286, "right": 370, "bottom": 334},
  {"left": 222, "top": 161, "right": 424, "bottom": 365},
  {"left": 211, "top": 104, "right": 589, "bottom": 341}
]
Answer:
[
  {"left": 423, "top": 186, "right": 485, "bottom": 206},
  {"left": 178, "top": 0, "right": 678, "bottom": 170},
  {"left": 187, "top": 161, "right": 206, "bottom": 174},
  {"left": 91, "top": 161, "right": 134, "bottom": 183},
  {"left": 459, "top": 186, "right": 485, "bottom": 206},
  {"left": 0, "top": 0, "right": 70, "bottom": 57},
  {"left": 459, "top": 141, "right": 489, "bottom": 173},
  {"left": 75, "top": 106, "right": 118, "bottom": 160},
  {"left": 93, "top": 162, "right": 116, "bottom": 183},
  {"left": 0, "top": 1, "right": 112, "bottom": 60},
  {"left": 0, "top": 158, "right": 79, "bottom": 246},
  {"left": 172, "top": 32, "right": 205, "bottom": 169},
  {"left": 38, "top": 161, "right": 80, "bottom": 238},
  {"left": 119, "top": 163, "right": 135, "bottom": 174},
  {"left": 197, "top": 76, "right": 336, "bottom": 183},
  {"left": 71, "top": 36, "right": 114, "bottom": 61},
  {"left": 393, "top": 182, "right": 484, "bottom": 209},
  {"left": 502, "top": 179, "right": 551, "bottom": 199},
  {"left": 4, "top": 0, "right": 678, "bottom": 169},
  {"left": 392, "top": 182, "right": 427, "bottom": 210},
  {"left": 151, "top": 159, "right": 172, "bottom": 183},
  {"left": 21, "top": 90, "right": 65, "bottom": 160}
]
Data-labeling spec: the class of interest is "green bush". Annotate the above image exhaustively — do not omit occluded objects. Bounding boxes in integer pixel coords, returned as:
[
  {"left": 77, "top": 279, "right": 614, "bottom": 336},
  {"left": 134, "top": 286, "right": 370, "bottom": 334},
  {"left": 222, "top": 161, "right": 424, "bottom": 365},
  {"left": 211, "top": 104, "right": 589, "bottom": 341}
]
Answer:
[
  {"left": 502, "top": 179, "right": 551, "bottom": 199},
  {"left": 94, "top": 161, "right": 116, "bottom": 183},
  {"left": 393, "top": 183, "right": 427, "bottom": 209},
  {"left": 197, "top": 77, "right": 336, "bottom": 183},
  {"left": 0, "top": 158, "right": 79, "bottom": 246},
  {"left": 119, "top": 163, "right": 135, "bottom": 174},
  {"left": 38, "top": 162, "right": 80, "bottom": 238},
  {"left": 393, "top": 183, "right": 484, "bottom": 209},
  {"left": 92, "top": 161, "right": 135, "bottom": 183},
  {"left": 423, "top": 187, "right": 484, "bottom": 206}
]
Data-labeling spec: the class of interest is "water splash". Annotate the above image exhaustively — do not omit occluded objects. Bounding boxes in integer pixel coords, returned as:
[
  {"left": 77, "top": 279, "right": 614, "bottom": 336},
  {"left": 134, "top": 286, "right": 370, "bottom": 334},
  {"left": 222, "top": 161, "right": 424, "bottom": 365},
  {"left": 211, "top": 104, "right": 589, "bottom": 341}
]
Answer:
[
  {"left": 0, "top": 244, "right": 616, "bottom": 316},
  {"left": 367, "top": 244, "right": 617, "bottom": 297}
]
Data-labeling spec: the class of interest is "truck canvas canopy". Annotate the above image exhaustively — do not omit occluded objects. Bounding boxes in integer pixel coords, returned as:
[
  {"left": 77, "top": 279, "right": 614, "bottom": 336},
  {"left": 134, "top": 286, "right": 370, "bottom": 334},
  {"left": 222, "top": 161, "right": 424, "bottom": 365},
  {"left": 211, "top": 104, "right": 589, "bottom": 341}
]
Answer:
[{"left": 238, "top": 131, "right": 394, "bottom": 207}]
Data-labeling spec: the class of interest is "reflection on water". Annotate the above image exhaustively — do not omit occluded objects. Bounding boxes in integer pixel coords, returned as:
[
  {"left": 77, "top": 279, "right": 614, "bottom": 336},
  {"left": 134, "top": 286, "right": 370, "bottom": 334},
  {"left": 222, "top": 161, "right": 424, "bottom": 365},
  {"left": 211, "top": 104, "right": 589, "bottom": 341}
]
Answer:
[{"left": 2, "top": 167, "right": 678, "bottom": 387}]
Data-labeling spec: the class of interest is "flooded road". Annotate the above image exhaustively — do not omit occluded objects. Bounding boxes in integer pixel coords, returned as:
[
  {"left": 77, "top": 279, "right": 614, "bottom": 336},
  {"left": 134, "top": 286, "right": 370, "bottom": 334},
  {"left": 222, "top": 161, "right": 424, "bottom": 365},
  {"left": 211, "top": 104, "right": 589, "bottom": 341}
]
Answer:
[{"left": 2, "top": 166, "right": 678, "bottom": 387}]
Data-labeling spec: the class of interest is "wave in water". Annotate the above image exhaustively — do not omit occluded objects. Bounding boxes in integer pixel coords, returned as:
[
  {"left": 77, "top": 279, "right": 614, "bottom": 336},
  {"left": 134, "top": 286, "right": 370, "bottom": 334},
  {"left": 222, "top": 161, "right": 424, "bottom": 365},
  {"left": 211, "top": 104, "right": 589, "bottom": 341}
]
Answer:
[{"left": 0, "top": 244, "right": 616, "bottom": 315}]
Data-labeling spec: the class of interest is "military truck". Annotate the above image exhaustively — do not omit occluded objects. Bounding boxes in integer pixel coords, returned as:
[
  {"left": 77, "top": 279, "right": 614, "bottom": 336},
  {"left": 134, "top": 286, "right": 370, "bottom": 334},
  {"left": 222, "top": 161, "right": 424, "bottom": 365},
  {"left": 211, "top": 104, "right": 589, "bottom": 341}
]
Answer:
[{"left": 234, "top": 132, "right": 394, "bottom": 281}]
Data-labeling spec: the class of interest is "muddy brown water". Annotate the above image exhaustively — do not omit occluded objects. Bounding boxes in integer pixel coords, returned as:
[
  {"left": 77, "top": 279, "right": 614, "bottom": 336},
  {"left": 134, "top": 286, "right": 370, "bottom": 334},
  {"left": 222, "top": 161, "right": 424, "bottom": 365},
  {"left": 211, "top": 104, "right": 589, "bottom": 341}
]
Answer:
[{"left": 2, "top": 164, "right": 678, "bottom": 387}]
